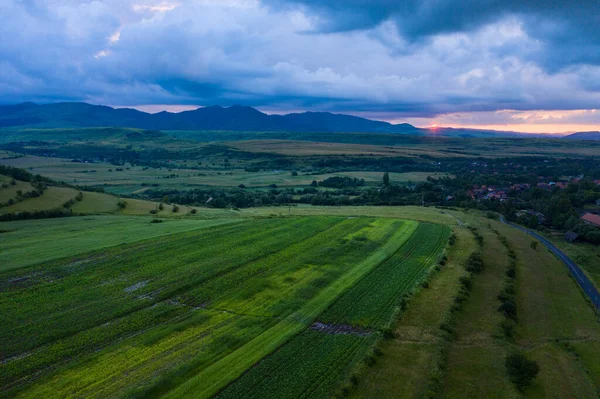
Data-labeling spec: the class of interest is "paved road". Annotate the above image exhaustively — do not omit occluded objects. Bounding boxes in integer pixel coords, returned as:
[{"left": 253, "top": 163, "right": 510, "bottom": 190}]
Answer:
[{"left": 500, "top": 216, "right": 600, "bottom": 311}]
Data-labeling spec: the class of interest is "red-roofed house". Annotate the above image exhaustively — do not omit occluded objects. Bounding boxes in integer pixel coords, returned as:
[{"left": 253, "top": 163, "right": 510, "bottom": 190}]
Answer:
[{"left": 581, "top": 213, "right": 600, "bottom": 228}]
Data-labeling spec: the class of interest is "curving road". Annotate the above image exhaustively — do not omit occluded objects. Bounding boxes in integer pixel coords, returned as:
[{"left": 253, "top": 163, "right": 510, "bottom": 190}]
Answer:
[{"left": 500, "top": 216, "right": 600, "bottom": 311}]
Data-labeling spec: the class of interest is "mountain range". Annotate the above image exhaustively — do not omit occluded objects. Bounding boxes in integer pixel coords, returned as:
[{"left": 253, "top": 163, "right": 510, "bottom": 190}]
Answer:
[{"left": 0, "top": 102, "right": 597, "bottom": 139}]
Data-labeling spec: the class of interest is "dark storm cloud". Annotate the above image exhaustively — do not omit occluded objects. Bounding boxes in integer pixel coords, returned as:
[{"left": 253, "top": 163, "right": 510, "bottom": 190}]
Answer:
[
  {"left": 270, "top": 0, "right": 600, "bottom": 71},
  {"left": 0, "top": 0, "right": 599, "bottom": 122}
]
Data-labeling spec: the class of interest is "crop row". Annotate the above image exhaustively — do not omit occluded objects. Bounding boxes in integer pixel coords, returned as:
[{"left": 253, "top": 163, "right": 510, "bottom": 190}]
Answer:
[
  {"left": 214, "top": 222, "right": 450, "bottom": 399},
  {"left": 5, "top": 217, "right": 408, "bottom": 399},
  {"left": 217, "top": 329, "right": 375, "bottom": 399},
  {"left": 320, "top": 222, "right": 451, "bottom": 328},
  {"left": 1, "top": 217, "right": 331, "bottom": 358},
  {"left": 1, "top": 217, "right": 340, "bottom": 396},
  {"left": 163, "top": 220, "right": 418, "bottom": 399}
]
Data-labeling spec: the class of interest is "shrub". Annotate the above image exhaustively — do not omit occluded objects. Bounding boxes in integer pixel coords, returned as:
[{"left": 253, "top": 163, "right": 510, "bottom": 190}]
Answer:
[
  {"left": 172, "top": 205, "right": 179, "bottom": 213},
  {"left": 506, "top": 267, "right": 516, "bottom": 278},
  {"left": 505, "top": 353, "right": 540, "bottom": 391},
  {"left": 459, "top": 275, "right": 472, "bottom": 291},
  {"left": 117, "top": 200, "right": 127, "bottom": 209},
  {"left": 486, "top": 211, "right": 499, "bottom": 220},
  {"left": 465, "top": 252, "right": 484, "bottom": 274},
  {"left": 150, "top": 219, "right": 164, "bottom": 223},
  {"left": 498, "top": 298, "right": 517, "bottom": 320},
  {"left": 448, "top": 233, "right": 456, "bottom": 246},
  {"left": 189, "top": 208, "right": 197, "bottom": 214}
]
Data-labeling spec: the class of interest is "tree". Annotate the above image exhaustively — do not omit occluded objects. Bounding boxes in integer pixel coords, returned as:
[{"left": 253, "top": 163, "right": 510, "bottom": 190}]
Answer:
[
  {"left": 530, "top": 241, "right": 538, "bottom": 250},
  {"left": 505, "top": 353, "right": 540, "bottom": 391},
  {"left": 291, "top": 171, "right": 298, "bottom": 176},
  {"left": 162, "top": 195, "right": 170, "bottom": 204},
  {"left": 383, "top": 172, "right": 390, "bottom": 186}
]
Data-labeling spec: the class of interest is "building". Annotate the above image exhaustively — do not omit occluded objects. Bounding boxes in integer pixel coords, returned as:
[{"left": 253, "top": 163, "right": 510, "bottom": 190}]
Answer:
[{"left": 581, "top": 213, "right": 600, "bottom": 228}]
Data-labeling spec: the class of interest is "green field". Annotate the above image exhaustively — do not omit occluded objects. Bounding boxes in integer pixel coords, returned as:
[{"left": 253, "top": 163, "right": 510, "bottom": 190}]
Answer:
[
  {"left": 0, "top": 174, "right": 210, "bottom": 217},
  {"left": 2, "top": 202, "right": 600, "bottom": 398},
  {"left": 0, "top": 215, "right": 449, "bottom": 398},
  {"left": 0, "top": 155, "right": 449, "bottom": 194},
  {"left": 0, "top": 216, "right": 242, "bottom": 271}
]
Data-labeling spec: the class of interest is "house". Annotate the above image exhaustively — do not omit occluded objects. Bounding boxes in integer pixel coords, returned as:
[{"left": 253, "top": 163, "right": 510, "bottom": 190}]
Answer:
[
  {"left": 565, "top": 231, "right": 579, "bottom": 242},
  {"left": 581, "top": 213, "right": 600, "bottom": 228}
]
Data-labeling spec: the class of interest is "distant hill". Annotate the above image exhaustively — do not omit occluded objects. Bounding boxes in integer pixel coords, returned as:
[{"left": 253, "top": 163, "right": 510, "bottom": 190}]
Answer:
[
  {"left": 4, "top": 102, "right": 589, "bottom": 139},
  {"left": 0, "top": 102, "right": 537, "bottom": 138},
  {"left": 564, "top": 131, "right": 600, "bottom": 140},
  {"left": 0, "top": 102, "right": 423, "bottom": 134}
]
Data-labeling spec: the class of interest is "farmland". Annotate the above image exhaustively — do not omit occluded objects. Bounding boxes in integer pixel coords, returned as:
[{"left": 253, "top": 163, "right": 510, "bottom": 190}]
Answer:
[
  {"left": 2, "top": 128, "right": 600, "bottom": 398},
  {"left": 2, "top": 202, "right": 600, "bottom": 398},
  {"left": 0, "top": 155, "right": 449, "bottom": 195},
  {"left": 0, "top": 215, "right": 449, "bottom": 398}
]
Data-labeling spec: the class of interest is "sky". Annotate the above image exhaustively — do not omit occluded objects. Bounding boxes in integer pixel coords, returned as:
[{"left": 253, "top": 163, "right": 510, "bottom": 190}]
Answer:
[{"left": 2, "top": 0, "right": 600, "bottom": 134}]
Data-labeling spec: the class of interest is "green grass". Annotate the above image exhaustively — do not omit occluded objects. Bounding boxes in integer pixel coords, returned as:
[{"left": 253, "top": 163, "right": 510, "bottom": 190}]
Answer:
[
  {"left": 350, "top": 227, "right": 476, "bottom": 399},
  {"left": 439, "top": 222, "right": 518, "bottom": 398},
  {"left": 3, "top": 205, "right": 600, "bottom": 399},
  {"left": 0, "top": 175, "right": 34, "bottom": 204},
  {"left": 1, "top": 186, "right": 77, "bottom": 212},
  {"left": 319, "top": 223, "right": 450, "bottom": 328},
  {"left": 163, "top": 220, "right": 419, "bottom": 399},
  {"left": 242, "top": 205, "right": 458, "bottom": 225},
  {"left": 0, "top": 155, "right": 449, "bottom": 194},
  {"left": 217, "top": 330, "right": 375, "bottom": 399},
  {"left": 1, "top": 216, "right": 433, "bottom": 399},
  {"left": 0, "top": 176, "right": 213, "bottom": 217},
  {"left": 214, "top": 223, "right": 449, "bottom": 399},
  {"left": 0, "top": 216, "right": 242, "bottom": 271}
]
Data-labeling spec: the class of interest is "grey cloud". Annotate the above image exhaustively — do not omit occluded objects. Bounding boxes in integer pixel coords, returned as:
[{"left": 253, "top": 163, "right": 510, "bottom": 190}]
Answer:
[
  {"left": 1, "top": 0, "right": 600, "bottom": 118},
  {"left": 270, "top": 0, "right": 600, "bottom": 71}
]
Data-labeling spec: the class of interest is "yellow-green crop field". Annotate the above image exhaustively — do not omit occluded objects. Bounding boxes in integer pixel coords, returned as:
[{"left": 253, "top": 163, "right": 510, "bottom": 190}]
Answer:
[{"left": 0, "top": 216, "right": 449, "bottom": 398}]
